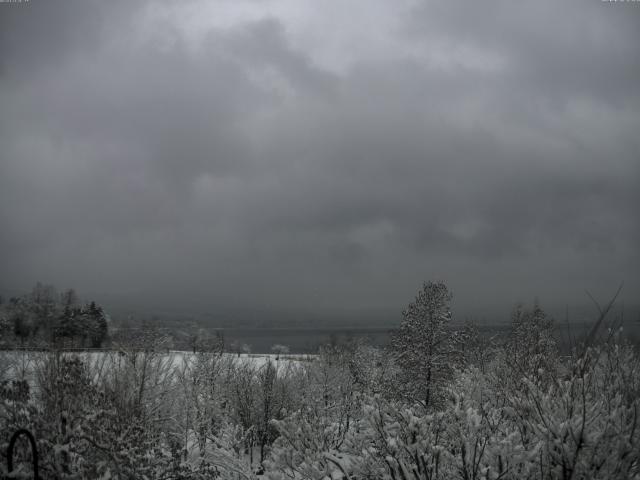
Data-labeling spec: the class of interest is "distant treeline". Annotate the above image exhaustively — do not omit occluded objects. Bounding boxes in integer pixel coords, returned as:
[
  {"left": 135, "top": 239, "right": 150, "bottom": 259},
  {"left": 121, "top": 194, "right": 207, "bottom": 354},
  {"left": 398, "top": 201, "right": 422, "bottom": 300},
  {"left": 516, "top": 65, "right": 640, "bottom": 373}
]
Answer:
[
  {"left": 2, "top": 283, "right": 638, "bottom": 354},
  {"left": 0, "top": 283, "right": 109, "bottom": 348}
]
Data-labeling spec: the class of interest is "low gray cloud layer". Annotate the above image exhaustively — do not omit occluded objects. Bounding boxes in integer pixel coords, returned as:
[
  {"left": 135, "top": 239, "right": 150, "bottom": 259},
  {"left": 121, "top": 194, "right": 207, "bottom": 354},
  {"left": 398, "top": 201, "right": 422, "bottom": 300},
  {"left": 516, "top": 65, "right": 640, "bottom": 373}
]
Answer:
[{"left": 1, "top": 0, "right": 638, "bottom": 315}]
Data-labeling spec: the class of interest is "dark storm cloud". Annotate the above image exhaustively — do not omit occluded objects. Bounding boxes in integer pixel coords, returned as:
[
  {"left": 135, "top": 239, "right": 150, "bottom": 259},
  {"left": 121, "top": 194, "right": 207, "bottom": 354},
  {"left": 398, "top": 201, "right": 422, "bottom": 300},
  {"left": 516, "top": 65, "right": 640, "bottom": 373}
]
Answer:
[{"left": 1, "top": 0, "right": 638, "bottom": 313}]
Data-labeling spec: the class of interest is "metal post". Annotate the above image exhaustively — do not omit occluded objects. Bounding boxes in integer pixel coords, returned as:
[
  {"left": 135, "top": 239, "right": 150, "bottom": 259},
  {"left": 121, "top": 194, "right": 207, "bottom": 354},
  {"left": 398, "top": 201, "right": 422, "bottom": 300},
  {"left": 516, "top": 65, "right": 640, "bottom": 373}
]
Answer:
[{"left": 7, "top": 429, "right": 39, "bottom": 479}]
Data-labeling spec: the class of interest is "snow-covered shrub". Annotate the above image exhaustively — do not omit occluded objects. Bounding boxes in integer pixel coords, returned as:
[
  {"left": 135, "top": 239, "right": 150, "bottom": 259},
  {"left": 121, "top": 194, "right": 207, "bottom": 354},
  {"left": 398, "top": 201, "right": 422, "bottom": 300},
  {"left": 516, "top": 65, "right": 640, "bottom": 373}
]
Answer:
[
  {"left": 265, "top": 333, "right": 640, "bottom": 480},
  {"left": 506, "top": 340, "right": 640, "bottom": 480},
  {"left": 348, "top": 342, "right": 397, "bottom": 397},
  {"left": 504, "top": 303, "right": 558, "bottom": 387},
  {"left": 0, "top": 350, "right": 220, "bottom": 479},
  {"left": 265, "top": 346, "right": 360, "bottom": 479}
]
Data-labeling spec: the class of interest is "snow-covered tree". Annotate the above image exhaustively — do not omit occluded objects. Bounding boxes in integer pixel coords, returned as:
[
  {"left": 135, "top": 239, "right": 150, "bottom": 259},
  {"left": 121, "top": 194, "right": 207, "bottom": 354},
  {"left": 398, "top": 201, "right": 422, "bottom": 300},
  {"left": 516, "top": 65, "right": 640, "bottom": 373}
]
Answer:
[
  {"left": 505, "top": 302, "right": 558, "bottom": 386},
  {"left": 390, "top": 281, "right": 457, "bottom": 408},
  {"left": 456, "top": 320, "right": 497, "bottom": 374},
  {"left": 271, "top": 344, "right": 290, "bottom": 361},
  {"left": 266, "top": 345, "right": 359, "bottom": 479}
]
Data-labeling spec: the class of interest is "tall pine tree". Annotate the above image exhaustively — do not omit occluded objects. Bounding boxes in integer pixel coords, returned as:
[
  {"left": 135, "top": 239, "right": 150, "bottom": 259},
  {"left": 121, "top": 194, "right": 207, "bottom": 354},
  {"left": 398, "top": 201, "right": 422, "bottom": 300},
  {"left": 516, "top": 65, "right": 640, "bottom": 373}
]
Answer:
[{"left": 391, "top": 281, "right": 456, "bottom": 408}]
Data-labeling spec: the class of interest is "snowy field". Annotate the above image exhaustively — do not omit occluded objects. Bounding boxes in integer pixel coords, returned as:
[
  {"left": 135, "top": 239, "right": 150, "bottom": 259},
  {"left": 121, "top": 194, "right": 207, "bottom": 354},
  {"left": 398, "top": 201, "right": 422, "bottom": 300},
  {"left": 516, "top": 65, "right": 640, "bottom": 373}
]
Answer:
[{"left": 0, "top": 350, "right": 314, "bottom": 387}]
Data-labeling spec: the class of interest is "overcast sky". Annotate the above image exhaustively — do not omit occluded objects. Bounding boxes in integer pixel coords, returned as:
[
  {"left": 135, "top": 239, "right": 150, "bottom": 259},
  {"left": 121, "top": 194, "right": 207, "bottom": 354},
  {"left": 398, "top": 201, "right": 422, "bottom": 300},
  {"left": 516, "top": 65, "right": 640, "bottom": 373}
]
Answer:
[{"left": 1, "top": 0, "right": 638, "bottom": 317}]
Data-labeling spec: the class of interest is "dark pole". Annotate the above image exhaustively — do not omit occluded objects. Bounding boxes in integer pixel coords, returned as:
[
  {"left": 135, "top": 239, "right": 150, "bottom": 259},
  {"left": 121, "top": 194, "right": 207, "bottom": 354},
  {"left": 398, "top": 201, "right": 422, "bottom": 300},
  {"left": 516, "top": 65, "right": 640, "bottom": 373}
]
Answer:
[{"left": 7, "top": 429, "right": 39, "bottom": 479}]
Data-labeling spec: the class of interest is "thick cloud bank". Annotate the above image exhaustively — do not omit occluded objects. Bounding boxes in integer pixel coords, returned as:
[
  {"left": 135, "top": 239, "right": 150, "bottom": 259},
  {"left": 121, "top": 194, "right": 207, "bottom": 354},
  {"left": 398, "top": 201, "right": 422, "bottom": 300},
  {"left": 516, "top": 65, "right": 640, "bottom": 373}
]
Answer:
[{"left": 1, "top": 0, "right": 638, "bottom": 314}]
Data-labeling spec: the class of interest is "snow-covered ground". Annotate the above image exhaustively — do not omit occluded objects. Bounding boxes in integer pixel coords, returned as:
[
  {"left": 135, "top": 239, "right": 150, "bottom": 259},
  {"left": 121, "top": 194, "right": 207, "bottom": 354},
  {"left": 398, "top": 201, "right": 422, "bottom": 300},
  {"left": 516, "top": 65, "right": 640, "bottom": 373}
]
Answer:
[{"left": 0, "top": 350, "right": 315, "bottom": 387}]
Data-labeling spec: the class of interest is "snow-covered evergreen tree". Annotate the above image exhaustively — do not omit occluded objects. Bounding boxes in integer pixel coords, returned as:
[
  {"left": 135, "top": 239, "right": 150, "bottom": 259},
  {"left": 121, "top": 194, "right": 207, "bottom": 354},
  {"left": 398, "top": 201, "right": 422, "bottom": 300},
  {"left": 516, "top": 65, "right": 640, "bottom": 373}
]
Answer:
[{"left": 390, "top": 281, "right": 457, "bottom": 408}]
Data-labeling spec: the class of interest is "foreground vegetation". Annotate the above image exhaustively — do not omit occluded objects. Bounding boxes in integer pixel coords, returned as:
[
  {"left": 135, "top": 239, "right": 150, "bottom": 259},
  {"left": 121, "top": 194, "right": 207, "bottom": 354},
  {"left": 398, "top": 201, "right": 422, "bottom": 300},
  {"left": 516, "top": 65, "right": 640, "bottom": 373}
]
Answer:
[{"left": 1, "top": 282, "right": 638, "bottom": 479}]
